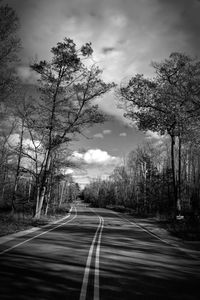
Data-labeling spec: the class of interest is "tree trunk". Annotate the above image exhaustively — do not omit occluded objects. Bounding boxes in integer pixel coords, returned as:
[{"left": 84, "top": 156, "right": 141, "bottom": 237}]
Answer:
[
  {"left": 34, "top": 190, "right": 44, "bottom": 219},
  {"left": 177, "top": 133, "right": 182, "bottom": 214},
  {"left": 34, "top": 151, "right": 51, "bottom": 219},
  {"left": 1, "top": 164, "right": 7, "bottom": 202},
  {"left": 11, "top": 119, "right": 25, "bottom": 213},
  {"left": 170, "top": 133, "right": 177, "bottom": 217},
  {"left": 44, "top": 187, "right": 51, "bottom": 216},
  {"left": 59, "top": 181, "right": 65, "bottom": 207}
]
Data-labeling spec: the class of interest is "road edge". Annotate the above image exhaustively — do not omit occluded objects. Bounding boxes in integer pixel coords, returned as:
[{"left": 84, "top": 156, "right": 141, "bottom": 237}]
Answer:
[{"left": 0, "top": 206, "right": 73, "bottom": 245}]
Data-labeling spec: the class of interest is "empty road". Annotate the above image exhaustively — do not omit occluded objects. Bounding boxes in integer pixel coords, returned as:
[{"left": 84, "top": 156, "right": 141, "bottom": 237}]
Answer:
[{"left": 0, "top": 202, "right": 200, "bottom": 299}]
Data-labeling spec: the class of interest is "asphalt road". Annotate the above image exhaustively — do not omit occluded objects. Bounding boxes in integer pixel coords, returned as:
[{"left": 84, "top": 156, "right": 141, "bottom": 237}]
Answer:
[{"left": 0, "top": 202, "right": 200, "bottom": 300}]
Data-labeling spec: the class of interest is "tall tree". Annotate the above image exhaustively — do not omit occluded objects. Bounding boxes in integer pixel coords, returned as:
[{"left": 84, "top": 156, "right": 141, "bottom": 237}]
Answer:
[
  {"left": 118, "top": 53, "right": 200, "bottom": 216},
  {"left": 0, "top": 2, "right": 21, "bottom": 202},
  {"left": 30, "top": 38, "right": 115, "bottom": 218}
]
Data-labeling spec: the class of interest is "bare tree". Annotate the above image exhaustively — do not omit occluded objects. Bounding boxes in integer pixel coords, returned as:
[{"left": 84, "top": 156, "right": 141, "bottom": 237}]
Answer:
[{"left": 29, "top": 38, "right": 115, "bottom": 218}]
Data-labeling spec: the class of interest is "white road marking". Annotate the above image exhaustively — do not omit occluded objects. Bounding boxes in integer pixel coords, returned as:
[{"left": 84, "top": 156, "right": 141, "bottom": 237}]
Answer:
[
  {"left": 94, "top": 217, "right": 104, "bottom": 300},
  {"left": 43, "top": 207, "right": 74, "bottom": 227},
  {"left": 0, "top": 207, "right": 77, "bottom": 255},
  {"left": 79, "top": 216, "right": 104, "bottom": 300},
  {"left": 120, "top": 215, "right": 172, "bottom": 244},
  {"left": 0, "top": 227, "right": 41, "bottom": 245}
]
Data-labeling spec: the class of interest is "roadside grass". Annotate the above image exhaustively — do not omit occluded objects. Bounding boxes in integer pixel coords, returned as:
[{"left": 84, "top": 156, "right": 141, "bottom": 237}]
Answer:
[
  {"left": 106, "top": 204, "right": 200, "bottom": 241},
  {"left": 0, "top": 203, "right": 71, "bottom": 237},
  {"left": 0, "top": 213, "right": 34, "bottom": 236},
  {"left": 162, "top": 218, "right": 200, "bottom": 241}
]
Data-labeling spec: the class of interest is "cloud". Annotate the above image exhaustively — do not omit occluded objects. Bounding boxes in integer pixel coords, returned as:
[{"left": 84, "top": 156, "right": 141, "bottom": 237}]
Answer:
[
  {"left": 103, "top": 129, "right": 112, "bottom": 134},
  {"left": 94, "top": 92, "right": 134, "bottom": 127},
  {"left": 70, "top": 148, "right": 122, "bottom": 188},
  {"left": 72, "top": 149, "right": 119, "bottom": 165},
  {"left": 64, "top": 168, "right": 74, "bottom": 174},
  {"left": 17, "top": 66, "right": 39, "bottom": 84},
  {"left": 10, "top": 0, "right": 200, "bottom": 127},
  {"left": 73, "top": 174, "right": 90, "bottom": 189},
  {"left": 145, "top": 130, "right": 161, "bottom": 140},
  {"left": 93, "top": 133, "right": 104, "bottom": 139},
  {"left": 8, "top": 134, "right": 41, "bottom": 149},
  {"left": 84, "top": 149, "right": 116, "bottom": 164},
  {"left": 145, "top": 130, "right": 169, "bottom": 148},
  {"left": 119, "top": 132, "right": 127, "bottom": 137},
  {"left": 23, "top": 139, "right": 42, "bottom": 149},
  {"left": 72, "top": 152, "right": 84, "bottom": 160},
  {"left": 8, "top": 133, "right": 20, "bottom": 146},
  {"left": 102, "top": 47, "right": 115, "bottom": 54}
]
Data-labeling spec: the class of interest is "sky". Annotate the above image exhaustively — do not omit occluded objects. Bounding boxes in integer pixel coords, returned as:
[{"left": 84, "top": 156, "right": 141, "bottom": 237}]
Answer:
[{"left": 6, "top": 0, "right": 200, "bottom": 188}]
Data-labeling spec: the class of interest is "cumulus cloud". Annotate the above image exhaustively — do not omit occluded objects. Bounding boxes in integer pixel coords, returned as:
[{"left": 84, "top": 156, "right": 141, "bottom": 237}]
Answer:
[
  {"left": 145, "top": 130, "right": 161, "bottom": 140},
  {"left": 17, "top": 66, "right": 39, "bottom": 84},
  {"left": 70, "top": 149, "right": 122, "bottom": 188},
  {"left": 65, "top": 168, "right": 74, "bottom": 174},
  {"left": 23, "top": 139, "right": 42, "bottom": 149},
  {"left": 93, "top": 133, "right": 104, "bottom": 139},
  {"left": 145, "top": 130, "right": 169, "bottom": 148},
  {"left": 8, "top": 134, "right": 41, "bottom": 149},
  {"left": 93, "top": 129, "right": 112, "bottom": 138},
  {"left": 8, "top": 133, "right": 20, "bottom": 146},
  {"left": 119, "top": 132, "right": 127, "bottom": 137},
  {"left": 72, "top": 149, "right": 119, "bottom": 165},
  {"left": 103, "top": 129, "right": 112, "bottom": 134},
  {"left": 84, "top": 149, "right": 114, "bottom": 164}
]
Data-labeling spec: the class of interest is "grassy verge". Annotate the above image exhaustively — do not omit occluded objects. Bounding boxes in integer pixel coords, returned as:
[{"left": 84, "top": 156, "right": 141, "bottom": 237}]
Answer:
[
  {"left": 159, "top": 218, "right": 200, "bottom": 241},
  {"left": 0, "top": 204, "right": 71, "bottom": 237},
  {"left": 106, "top": 204, "right": 200, "bottom": 241}
]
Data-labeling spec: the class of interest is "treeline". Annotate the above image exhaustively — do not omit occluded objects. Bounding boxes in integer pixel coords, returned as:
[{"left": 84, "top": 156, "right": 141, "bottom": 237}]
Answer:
[
  {"left": 83, "top": 53, "right": 200, "bottom": 219},
  {"left": 82, "top": 138, "right": 200, "bottom": 219},
  {"left": 0, "top": 4, "right": 114, "bottom": 219}
]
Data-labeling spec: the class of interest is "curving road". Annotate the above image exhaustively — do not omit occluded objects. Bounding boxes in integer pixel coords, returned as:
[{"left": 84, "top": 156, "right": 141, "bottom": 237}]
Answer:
[{"left": 0, "top": 202, "right": 200, "bottom": 299}]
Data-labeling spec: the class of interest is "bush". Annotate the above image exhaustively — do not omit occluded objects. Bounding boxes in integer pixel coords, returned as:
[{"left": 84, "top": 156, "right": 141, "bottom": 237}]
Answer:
[{"left": 53, "top": 204, "right": 70, "bottom": 215}]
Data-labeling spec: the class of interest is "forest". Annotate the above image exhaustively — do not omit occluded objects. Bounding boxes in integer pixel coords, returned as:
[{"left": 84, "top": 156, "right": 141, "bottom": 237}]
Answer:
[{"left": 1, "top": 3, "right": 200, "bottom": 237}]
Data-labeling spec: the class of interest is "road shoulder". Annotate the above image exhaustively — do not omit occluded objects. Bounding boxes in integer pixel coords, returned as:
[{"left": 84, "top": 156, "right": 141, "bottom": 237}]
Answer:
[
  {"left": 0, "top": 207, "right": 73, "bottom": 245},
  {"left": 108, "top": 208, "right": 200, "bottom": 260}
]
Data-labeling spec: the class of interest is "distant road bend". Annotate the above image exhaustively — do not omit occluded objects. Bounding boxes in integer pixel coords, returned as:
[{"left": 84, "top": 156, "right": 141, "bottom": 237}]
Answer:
[{"left": 0, "top": 201, "right": 200, "bottom": 300}]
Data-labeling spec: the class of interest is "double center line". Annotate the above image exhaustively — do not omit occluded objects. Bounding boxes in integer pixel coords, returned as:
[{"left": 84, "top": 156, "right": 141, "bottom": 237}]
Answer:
[{"left": 80, "top": 216, "right": 104, "bottom": 300}]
